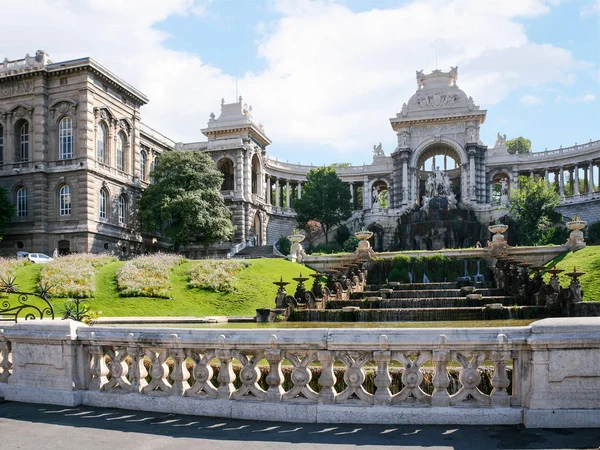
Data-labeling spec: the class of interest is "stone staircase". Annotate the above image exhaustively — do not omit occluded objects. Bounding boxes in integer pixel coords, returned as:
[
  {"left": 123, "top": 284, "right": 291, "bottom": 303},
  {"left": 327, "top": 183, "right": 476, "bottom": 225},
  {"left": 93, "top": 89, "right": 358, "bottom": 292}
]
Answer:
[
  {"left": 288, "top": 281, "right": 546, "bottom": 322},
  {"left": 234, "top": 245, "right": 282, "bottom": 259}
]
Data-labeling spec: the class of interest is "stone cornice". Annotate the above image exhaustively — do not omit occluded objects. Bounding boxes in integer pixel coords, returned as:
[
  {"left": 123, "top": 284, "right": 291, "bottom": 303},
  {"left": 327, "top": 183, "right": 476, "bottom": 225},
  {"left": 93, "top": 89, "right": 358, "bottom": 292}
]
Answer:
[{"left": 390, "top": 111, "right": 487, "bottom": 131}]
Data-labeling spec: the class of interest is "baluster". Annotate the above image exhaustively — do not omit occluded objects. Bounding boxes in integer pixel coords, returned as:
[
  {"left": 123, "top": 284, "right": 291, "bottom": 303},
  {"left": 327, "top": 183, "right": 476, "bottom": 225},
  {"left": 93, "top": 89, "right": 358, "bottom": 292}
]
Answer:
[
  {"left": 170, "top": 348, "right": 190, "bottom": 396},
  {"left": 491, "top": 334, "right": 511, "bottom": 407},
  {"left": 0, "top": 340, "right": 12, "bottom": 383},
  {"left": 265, "top": 335, "right": 284, "bottom": 402},
  {"left": 89, "top": 345, "right": 108, "bottom": 391},
  {"left": 373, "top": 350, "right": 392, "bottom": 405},
  {"left": 373, "top": 335, "right": 391, "bottom": 405},
  {"left": 317, "top": 350, "right": 336, "bottom": 404},
  {"left": 214, "top": 333, "right": 234, "bottom": 399},
  {"left": 431, "top": 335, "right": 450, "bottom": 407},
  {"left": 127, "top": 346, "right": 148, "bottom": 393}
]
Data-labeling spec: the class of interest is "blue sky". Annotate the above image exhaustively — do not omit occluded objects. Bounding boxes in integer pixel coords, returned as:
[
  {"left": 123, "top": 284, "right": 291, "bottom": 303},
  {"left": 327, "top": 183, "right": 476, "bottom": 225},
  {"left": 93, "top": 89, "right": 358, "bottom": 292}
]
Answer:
[{"left": 1, "top": 0, "right": 598, "bottom": 165}]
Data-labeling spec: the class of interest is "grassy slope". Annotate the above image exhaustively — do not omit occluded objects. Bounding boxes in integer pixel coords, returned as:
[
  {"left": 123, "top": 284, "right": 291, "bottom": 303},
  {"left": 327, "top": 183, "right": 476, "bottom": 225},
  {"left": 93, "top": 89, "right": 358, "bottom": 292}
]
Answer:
[
  {"left": 542, "top": 245, "right": 600, "bottom": 302},
  {"left": 14, "top": 258, "right": 313, "bottom": 317}
]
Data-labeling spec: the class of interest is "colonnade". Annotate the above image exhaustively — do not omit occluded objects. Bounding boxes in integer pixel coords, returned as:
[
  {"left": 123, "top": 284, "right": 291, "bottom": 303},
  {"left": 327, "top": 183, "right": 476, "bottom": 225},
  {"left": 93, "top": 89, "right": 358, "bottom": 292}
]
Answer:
[{"left": 521, "top": 160, "right": 599, "bottom": 198}]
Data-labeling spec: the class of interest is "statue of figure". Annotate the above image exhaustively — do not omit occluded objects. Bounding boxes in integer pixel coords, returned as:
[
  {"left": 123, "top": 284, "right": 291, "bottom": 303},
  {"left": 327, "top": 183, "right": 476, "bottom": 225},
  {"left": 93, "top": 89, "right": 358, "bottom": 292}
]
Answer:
[
  {"left": 500, "top": 178, "right": 509, "bottom": 196},
  {"left": 425, "top": 174, "right": 435, "bottom": 198},
  {"left": 467, "top": 96, "right": 475, "bottom": 110},
  {"left": 373, "top": 142, "right": 384, "bottom": 156},
  {"left": 495, "top": 132, "right": 507, "bottom": 147},
  {"left": 416, "top": 70, "right": 425, "bottom": 89},
  {"left": 372, "top": 186, "right": 380, "bottom": 208},
  {"left": 434, "top": 166, "right": 443, "bottom": 187},
  {"left": 400, "top": 103, "right": 408, "bottom": 117},
  {"left": 398, "top": 131, "right": 409, "bottom": 147},
  {"left": 449, "top": 66, "right": 458, "bottom": 86},
  {"left": 442, "top": 172, "right": 451, "bottom": 195}
]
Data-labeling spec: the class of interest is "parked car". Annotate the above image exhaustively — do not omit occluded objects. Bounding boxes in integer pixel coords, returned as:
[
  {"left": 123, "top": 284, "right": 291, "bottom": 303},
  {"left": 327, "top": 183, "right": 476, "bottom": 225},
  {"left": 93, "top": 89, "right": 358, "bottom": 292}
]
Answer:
[
  {"left": 27, "top": 253, "right": 54, "bottom": 264},
  {"left": 16, "top": 251, "right": 30, "bottom": 259}
]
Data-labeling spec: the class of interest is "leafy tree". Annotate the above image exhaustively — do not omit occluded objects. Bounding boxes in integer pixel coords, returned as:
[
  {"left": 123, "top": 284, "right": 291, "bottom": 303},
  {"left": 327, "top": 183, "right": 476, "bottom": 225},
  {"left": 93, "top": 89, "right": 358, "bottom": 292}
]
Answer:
[
  {"left": 508, "top": 176, "right": 562, "bottom": 246},
  {"left": 139, "top": 151, "right": 234, "bottom": 251},
  {"left": 0, "top": 187, "right": 15, "bottom": 241},
  {"left": 506, "top": 136, "right": 531, "bottom": 155},
  {"left": 294, "top": 166, "right": 352, "bottom": 244}
]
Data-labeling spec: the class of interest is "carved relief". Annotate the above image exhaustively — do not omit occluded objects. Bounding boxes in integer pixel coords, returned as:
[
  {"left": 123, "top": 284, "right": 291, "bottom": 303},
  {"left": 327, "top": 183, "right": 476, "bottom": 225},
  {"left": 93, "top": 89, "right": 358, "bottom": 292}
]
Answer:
[
  {"left": 50, "top": 101, "right": 77, "bottom": 118},
  {"left": 0, "top": 81, "right": 33, "bottom": 98},
  {"left": 415, "top": 92, "right": 460, "bottom": 109},
  {"left": 411, "top": 123, "right": 465, "bottom": 136}
]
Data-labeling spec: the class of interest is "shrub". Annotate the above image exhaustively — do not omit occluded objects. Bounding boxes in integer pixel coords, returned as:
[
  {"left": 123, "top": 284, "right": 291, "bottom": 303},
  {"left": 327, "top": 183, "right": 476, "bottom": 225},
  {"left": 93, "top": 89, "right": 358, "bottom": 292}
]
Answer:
[
  {"left": 276, "top": 236, "right": 291, "bottom": 256},
  {"left": 189, "top": 260, "right": 248, "bottom": 292},
  {"left": 116, "top": 253, "right": 184, "bottom": 298},
  {"left": 342, "top": 236, "right": 360, "bottom": 252},
  {"left": 40, "top": 253, "right": 115, "bottom": 298},
  {"left": 335, "top": 225, "right": 351, "bottom": 246},
  {"left": 588, "top": 220, "right": 600, "bottom": 244}
]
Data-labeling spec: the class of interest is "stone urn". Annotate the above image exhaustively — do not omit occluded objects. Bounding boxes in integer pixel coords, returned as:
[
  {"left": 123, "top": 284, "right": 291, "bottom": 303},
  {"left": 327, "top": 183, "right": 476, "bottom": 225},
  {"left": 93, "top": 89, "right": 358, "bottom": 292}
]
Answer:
[
  {"left": 566, "top": 219, "right": 587, "bottom": 250},
  {"left": 354, "top": 230, "right": 375, "bottom": 261},
  {"left": 488, "top": 223, "right": 508, "bottom": 242},
  {"left": 287, "top": 233, "right": 306, "bottom": 262}
]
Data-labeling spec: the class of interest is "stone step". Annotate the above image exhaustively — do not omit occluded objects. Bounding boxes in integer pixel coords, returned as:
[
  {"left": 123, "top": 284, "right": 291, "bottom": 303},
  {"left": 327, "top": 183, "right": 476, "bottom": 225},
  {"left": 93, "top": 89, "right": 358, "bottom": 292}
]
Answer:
[
  {"left": 327, "top": 296, "right": 515, "bottom": 309},
  {"left": 289, "top": 306, "right": 547, "bottom": 322},
  {"left": 352, "top": 288, "right": 505, "bottom": 299}
]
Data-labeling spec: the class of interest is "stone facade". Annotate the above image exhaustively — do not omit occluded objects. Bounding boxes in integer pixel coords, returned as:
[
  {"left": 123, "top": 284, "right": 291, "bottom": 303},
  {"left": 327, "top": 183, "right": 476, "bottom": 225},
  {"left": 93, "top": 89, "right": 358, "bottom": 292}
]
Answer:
[{"left": 1, "top": 52, "right": 598, "bottom": 255}]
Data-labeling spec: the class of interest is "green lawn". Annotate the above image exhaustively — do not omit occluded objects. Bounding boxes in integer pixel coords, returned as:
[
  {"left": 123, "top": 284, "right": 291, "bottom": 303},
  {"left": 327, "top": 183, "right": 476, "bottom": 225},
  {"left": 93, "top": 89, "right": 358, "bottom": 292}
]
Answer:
[
  {"left": 12, "top": 258, "right": 313, "bottom": 317},
  {"left": 542, "top": 245, "right": 600, "bottom": 302}
]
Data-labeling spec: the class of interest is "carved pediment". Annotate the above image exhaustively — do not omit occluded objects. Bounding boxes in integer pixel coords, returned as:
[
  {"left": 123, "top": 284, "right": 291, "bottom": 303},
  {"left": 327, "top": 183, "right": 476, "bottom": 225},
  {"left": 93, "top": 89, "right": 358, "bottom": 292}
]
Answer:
[
  {"left": 10, "top": 103, "right": 34, "bottom": 119},
  {"left": 94, "top": 106, "right": 116, "bottom": 124},
  {"left": 50, "top": 99, "right": 78, "bottom": 118}
]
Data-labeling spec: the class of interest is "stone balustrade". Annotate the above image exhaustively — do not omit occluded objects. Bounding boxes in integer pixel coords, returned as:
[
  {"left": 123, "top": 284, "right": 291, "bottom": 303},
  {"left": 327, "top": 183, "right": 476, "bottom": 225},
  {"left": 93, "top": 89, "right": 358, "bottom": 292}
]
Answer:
[{"left": 0, "top": 318, "right": 599, "bottom": 427}]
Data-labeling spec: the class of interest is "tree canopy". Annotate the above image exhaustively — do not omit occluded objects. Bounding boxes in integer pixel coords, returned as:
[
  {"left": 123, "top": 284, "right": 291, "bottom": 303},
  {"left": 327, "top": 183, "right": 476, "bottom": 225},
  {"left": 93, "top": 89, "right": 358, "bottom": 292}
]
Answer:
[
  {"left": 506, "top": 136, "right": 531, "bottom": 155},
  {"left": 0, "top": 187, "right": 15, "bottom": 241},
  {"left": 139, "top": 151, "right": 234, "bottom": 250},
  {"left": 294, "top": 166, "right": 352, "bottom": 243},
  {"left": 508, "top": 176, "right": 563, "bottom": 246}
]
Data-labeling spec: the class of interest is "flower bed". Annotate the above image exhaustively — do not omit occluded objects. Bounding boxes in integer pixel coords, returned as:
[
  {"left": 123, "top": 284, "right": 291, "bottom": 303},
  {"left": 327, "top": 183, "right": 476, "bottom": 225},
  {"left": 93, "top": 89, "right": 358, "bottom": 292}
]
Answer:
[
  {"left": 40, "top": 254, "right": 115, "bottom": 298},
  {"left": 0, "top": 258, "right": 26, "bottom": 283},
  {"left": 116, "top": 253, "right": 184, "bottom": 298},
  {"left": 189, "top": 260, "right": 248, "bottom": 292}
]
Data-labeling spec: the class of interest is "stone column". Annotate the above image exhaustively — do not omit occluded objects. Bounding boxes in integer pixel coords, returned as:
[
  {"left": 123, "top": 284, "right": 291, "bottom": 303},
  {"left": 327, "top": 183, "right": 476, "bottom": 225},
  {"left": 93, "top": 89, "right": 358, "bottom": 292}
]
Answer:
[
  {"left": 530, "top": 170, "right": 534, "bottom": 178},
  {"left": 569, "top": 167, "right": 574, "bottom": 196},
  {"left": 285, "top": 180, "right": 290, "bottom": 209},
  {"left": 401, "top": 154, "right": 409, "bottom": 206},
  {"left": 275, "top": 178, "right": 280, "bottom": 209},
  {"left": 584, "top": 167, "right": 589, "bottom": 194},
  {"left": 363, "top": 175, "right": 370, "bottom": 210},
  {"left": 265, "top": 176, "right": 271, "bottom": 205},
  {"left": 468, "top": 149, "right": 477, "bottom": 202},
  {"left": 574, "top": 164, "right": 579, "bottom": 196},
  {"left": 298, "top": 181, "right": 302, "bottom": 199},
  {"left": 590, "top": 161, "right": 595, "bottom": 194},
  {"left": 559, "top": 167, "right": 565, "bottom": 198},
  {"left": 349, "top": 182, "right": 354, "bottom": 208},
  {"left": 544, "top": 168, "right": 549, "bottom": 184}
]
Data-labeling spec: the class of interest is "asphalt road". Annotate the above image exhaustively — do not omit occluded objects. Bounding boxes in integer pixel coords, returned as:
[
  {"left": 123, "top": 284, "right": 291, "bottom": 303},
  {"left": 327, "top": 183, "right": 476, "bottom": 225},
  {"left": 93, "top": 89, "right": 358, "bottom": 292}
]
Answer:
[{"left": 0, "top": 401, "right": 599, "bottom": 449}]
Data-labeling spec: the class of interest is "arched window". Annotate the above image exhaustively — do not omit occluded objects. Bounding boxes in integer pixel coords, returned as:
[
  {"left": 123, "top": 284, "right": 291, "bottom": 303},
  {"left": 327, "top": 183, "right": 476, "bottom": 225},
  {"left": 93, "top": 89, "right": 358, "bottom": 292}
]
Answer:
[
  {"left": 0, "top": 125, "right": 4, "bottom": 165},
  {"left": 59, "top": 185, "right": 71, "bottom": 216},
  {"left": 59, "top": 117, "right": 73, "bottom": 160},
  {"left": 19, "top": 122, "right": 29, "bottom": 162},
  {"left": 116, "top": 133, "right": 125, "bottom": 171},
  {"left": 96, "top": 122, "right": 107, "bottom": 163},
  {"left": 251, "top": 154, "right": 260, "bottom": 194},
  {"left": 16, "top": 187, "right": 27, "bottom": 217},
  {"left": 99, "top": 188, "right": 108, "bottom": 219},
  {"left": 140, "top": 150, "right": 147, "bottom": 181},
  {"left": 118, "top": 195, "right": 127, "bottom": 224},
  {"left": 218, "top": 158, "right": 235, "bottom": 191}
]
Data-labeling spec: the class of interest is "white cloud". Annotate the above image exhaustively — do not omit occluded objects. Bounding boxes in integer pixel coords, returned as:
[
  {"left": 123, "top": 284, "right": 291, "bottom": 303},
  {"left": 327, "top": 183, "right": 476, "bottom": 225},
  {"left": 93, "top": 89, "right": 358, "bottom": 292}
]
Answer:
[
  {"left": 0, "top": 0, "right": 591, "bottom": 164},
  {"left": 520, "top": 94, "right": 544, "bottom": 105},
  {"left": 555, "top": 93, "right": 597, "bottom": 103},
  {"left": 580, "top": 0, "right": 600, "bottom": 16}
]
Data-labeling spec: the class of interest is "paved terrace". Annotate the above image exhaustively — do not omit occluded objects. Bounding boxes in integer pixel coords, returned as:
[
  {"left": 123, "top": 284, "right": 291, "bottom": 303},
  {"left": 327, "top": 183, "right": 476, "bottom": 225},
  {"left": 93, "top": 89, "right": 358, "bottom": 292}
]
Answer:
[{"left": 1, "top": 401, "right": 599, "bottom": 450}]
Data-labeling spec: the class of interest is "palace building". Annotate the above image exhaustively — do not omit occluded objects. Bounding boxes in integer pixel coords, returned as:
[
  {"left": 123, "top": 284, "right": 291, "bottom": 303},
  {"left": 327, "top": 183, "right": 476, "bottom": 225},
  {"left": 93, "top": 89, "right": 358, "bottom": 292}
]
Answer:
[{"left": 1, "top": 51, "right": 599, "bottom": 256}]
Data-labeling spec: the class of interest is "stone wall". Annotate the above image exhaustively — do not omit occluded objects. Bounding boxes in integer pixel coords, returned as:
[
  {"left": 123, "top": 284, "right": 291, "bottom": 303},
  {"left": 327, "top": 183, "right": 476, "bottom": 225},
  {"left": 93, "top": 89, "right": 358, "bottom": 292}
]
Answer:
[
  {"left": 1, "top": 318, "right": 600, "bottom": 428},
  {"left": 266, "top": 212, "right": 297, "bottom": 245},
  {"left": 558, "top": 199, "right": 600, "bottom": 225}
]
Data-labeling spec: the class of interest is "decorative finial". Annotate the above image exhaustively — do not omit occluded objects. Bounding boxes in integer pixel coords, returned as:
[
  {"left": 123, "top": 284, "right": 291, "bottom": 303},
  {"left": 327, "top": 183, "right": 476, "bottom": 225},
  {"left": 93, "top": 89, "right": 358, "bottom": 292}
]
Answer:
[
  {"left": 239, "top": 95, "right": 242, "bottom": 103},
  {"left": 221, "top": 98, "right": 225, "bottom": 106},
  {"left": 209, "top": 112, "right": 215, "bottom": 120}
]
